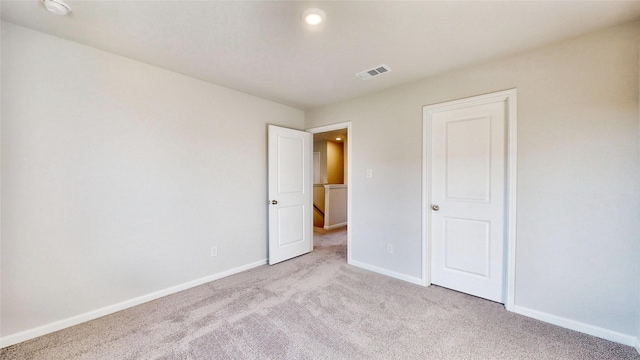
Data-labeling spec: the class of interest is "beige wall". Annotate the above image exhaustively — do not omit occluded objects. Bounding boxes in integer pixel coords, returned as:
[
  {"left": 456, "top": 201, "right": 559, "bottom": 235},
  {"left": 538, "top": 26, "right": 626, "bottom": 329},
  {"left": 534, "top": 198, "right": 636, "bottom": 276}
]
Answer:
[
  {"left": 326, "top": 141, "right": 344, "bottom": 184},
  {"left": 314, "top": 140, "right": 345, "bottom": 184},
  {"left": 324, "top": 186, "right": 348, "bottom": 228},
  {"left": 1, "top": 22, "right": 304, "bottom": 338},
  {"left": 307, "top": 21, "right": 640, "bottom": 338}
]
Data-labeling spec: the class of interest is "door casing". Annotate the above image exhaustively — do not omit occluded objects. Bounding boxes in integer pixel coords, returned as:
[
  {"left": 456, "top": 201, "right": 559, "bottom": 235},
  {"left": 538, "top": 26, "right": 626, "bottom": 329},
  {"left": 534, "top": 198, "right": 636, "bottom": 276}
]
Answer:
[
  {"left": 422, "top": 89, "right": 517, "bottom": 310},
  {"left": 307, "top": 121, "right": 353, "bottom": 265}
]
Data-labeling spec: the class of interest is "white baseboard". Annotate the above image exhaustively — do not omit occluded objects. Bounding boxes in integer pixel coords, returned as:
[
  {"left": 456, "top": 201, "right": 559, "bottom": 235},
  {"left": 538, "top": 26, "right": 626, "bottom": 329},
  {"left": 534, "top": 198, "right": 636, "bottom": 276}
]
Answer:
[
  {"left": 324, "top": 222, "right": 347, "bottom": 230},
  {"left": 512, "top": 305, "right": 637, "bottom": 347},
  {"left": 349, "top": 259, "right": 423, "bottom": 285},
  {"left": 0, "top": 259, "right": 267, "bottom": 348}
]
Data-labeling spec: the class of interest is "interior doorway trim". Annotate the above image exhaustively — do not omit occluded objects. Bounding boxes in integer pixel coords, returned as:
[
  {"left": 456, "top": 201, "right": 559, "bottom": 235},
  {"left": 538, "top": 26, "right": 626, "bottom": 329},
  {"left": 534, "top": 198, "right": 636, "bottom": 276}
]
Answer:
[
  {"left": 307, "top": 121, "right": 353, "bottom": 265},
  {"left": 421, "top": 89, "right": 517, "bottom": 310}
]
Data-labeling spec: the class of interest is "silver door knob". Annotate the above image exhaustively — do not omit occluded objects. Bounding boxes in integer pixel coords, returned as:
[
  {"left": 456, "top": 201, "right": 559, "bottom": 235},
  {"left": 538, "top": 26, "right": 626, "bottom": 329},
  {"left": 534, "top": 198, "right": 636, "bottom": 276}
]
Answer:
[
  {"left": 271, "top": 200, "right": 278, "bottom": 205},
  {"left": 432, "top": 205, "right": 439, "bottom": 211}
]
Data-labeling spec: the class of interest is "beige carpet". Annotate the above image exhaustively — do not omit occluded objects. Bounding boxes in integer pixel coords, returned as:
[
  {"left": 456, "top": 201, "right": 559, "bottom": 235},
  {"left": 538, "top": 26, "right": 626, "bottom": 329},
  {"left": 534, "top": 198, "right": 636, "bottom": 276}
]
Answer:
[{"left": 1, "top": 226, "right": 638, "bottom": 359}]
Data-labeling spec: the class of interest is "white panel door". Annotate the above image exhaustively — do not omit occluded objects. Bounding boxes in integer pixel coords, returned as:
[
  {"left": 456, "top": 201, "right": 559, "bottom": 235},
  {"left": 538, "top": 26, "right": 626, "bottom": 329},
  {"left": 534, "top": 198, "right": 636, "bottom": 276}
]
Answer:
[
  {"left": 430, "top": 101, "right": 506, "bottom": 302},
  {"left": 268, "top": 125, "right": 313, "bottom": 265}
]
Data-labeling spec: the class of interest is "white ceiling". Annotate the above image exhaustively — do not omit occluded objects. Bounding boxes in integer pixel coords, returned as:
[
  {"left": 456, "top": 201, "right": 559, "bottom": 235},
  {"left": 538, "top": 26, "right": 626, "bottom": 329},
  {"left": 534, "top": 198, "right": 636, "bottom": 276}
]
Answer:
[{"left": 3, "top": 1, "right": 640, "bottom": 110}]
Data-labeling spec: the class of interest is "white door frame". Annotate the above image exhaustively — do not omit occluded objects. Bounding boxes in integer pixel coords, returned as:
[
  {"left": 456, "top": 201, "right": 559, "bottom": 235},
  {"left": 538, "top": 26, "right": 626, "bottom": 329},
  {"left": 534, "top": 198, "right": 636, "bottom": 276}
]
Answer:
[
  {"left": 307, "top": 121, "right": 353, "bottom": 265},
  {"left": 422, "top": 89, "right": 517, "bottom": 310}
]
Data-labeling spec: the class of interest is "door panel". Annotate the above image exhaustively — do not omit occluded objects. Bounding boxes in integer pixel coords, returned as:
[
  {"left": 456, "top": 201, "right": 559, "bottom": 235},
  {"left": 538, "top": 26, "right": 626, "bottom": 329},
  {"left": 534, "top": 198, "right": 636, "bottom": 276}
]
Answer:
[
  {"left": 277, "top": 136, "right": 305, "bottom": 193},
  {"left": 268, "top": 125, "right": 312, "bottom": 265},
  {"left": 444, "top": 218, "right": 490, "bottom": 277},
  {"left": 431, "top": 101, "right": 506, "bottom": 303},
  {"left": 277, "top": 205, "right": 304, "bottom": 246},
  {"left": 445, "top": 116, "right": 491, "bottom": 202}
]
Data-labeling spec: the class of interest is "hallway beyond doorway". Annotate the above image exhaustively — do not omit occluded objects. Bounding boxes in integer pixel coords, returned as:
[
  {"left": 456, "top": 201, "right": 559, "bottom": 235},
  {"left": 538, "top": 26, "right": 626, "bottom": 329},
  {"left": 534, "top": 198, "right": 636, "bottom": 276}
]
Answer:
[{"left": 313, "top": 226, "right": 347, "bottom": 249}]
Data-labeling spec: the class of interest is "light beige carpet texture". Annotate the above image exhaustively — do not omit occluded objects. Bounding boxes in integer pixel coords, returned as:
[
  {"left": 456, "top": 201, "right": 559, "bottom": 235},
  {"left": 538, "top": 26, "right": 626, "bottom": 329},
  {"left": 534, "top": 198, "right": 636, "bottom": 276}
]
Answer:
[{"left": 1, "top": 227, "right": 638, "bottom": 359}]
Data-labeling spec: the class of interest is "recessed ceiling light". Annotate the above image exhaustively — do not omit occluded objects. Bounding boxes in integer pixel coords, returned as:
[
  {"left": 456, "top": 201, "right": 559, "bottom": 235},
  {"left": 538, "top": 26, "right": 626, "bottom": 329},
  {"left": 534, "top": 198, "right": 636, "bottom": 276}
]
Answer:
[
  {"left": 336, "top": 137, "right": 342, "bottom": 141},
  {"left": 42, "top": 0, "right": 71, "bottom": 16},
  {"left": 301, "top": 8, "right": 325, "bottom": 26}
]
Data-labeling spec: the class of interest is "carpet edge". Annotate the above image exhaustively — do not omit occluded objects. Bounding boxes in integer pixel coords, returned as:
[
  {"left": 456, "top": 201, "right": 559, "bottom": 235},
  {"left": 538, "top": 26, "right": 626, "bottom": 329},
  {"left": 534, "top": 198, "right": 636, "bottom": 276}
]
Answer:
[
  {"left": 0, "top": 259, "right": 267, "bottom": 348},
  {"left": 512, "top": 305, "right": 637, "bottom": 347},
  {"left": 349, "top": 259, "right": 423, "bottom": 285}
]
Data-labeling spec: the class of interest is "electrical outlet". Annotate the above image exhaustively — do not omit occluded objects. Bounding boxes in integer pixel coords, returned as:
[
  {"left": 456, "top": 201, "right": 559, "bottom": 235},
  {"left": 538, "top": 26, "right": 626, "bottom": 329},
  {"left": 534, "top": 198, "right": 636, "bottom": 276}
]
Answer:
[
  {"left": 386, "top": 243, "right": 393, "bottom": 254},
  {"left": 211, "top": 246, "right": 218, "bottom": 257}
]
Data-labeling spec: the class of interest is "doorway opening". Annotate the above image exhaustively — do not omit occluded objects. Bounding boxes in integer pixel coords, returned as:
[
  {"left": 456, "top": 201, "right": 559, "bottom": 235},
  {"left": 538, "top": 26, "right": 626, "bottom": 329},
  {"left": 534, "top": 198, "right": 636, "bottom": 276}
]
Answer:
[{"left": 307, "top": 122, "right": 352, "bottom": 264}]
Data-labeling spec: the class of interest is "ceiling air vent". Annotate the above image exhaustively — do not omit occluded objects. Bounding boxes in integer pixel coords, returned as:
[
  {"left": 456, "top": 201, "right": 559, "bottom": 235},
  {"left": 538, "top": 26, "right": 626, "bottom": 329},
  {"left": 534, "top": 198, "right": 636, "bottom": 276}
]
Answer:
[{"left": 356, "top": 64, "right": 392, "bottom": 80}]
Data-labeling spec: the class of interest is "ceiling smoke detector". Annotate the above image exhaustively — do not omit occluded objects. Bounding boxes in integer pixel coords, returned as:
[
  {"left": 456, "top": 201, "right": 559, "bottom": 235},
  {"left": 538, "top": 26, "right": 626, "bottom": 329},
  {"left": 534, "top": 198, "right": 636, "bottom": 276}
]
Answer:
[
  {"left": 356, "top": 65, "right": 392, "bottom": 80},
  {"left": 42, "top": 0, "right": 71, "bottom": 16}
]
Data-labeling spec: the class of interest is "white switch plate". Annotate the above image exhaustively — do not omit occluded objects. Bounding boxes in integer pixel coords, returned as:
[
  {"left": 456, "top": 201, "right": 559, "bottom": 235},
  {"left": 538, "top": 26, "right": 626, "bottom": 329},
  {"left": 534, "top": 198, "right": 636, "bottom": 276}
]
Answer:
[
  {"left": 211, "top": 246, "right": 218, "bottom": 257},
  {"left": 386, "top": 243, "right": 393, "bottom": 254},
  {"left": 366, "top": 168, "right": 373, "bottom": 178}
]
